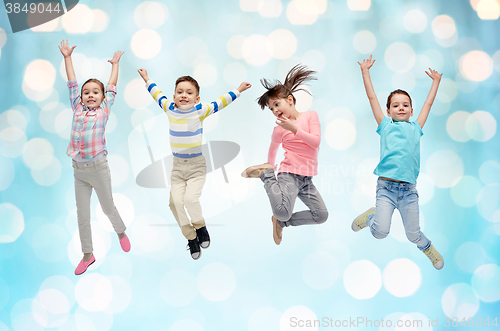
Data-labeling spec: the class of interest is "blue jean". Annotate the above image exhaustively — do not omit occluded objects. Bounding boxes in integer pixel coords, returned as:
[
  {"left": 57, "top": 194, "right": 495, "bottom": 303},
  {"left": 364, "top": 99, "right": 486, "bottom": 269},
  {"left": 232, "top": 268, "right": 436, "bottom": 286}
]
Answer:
[
  {"left": 260, "top": 169, "right": 328, "bottom": 228},
  {"left": 366, "top": 178, "right": 431, "bottom": 251}
]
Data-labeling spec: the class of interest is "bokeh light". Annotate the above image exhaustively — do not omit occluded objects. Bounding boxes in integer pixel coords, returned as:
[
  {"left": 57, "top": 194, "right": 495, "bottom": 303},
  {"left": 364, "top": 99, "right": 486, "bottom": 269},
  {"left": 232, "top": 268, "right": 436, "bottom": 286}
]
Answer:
[
  {"left": 130, "top": 29, "right": 162, "bottom": 59},
  {"left": 442, "top": 283, "right": 480, "bottom": 320},
  {"left": 242, "top": 35, "right": 273, "bottom": 66},
  {"left": 134, "top": 1, "right": 168, "bottom": 29},
  {"left": 61, "top": 4, "right": 94, "bottom": 34},
  {"left": 343, "top": 260, "right": 382, "bottom": 299},
  {"left": 460, "top": 51, "right": 494, "bottom": 81},
  {"left": 1, "top": 2, "right": 499, "bottom": 330},
  {"left": 471, "top": 264, "right": 500, "bottom": 302},
  {"left": 384, "top": 42, "right": 415, "bottom": 73},
  {"left": 404, "top": 9, "right": 427, "bottom": 33},
  {"left": 0, "top": 203, "right": 25, "bottom": 243},
  {"left": 353, "top": 30, "right": 377, "bottom": 54},
  {"left": 425, "top": 150, "right": 464, "bottom": 188},
  {"left": 476, "top": 0, "right": 500, "bottom": 19},
  {"left": 382, "top": 259, "right": 421, "bottom": 297},
  {"left": 198, "top": 263, "right": 236, "bottom": 301},
  {"left": 347, "top": 0, "right": 371, "bottom": 11}
]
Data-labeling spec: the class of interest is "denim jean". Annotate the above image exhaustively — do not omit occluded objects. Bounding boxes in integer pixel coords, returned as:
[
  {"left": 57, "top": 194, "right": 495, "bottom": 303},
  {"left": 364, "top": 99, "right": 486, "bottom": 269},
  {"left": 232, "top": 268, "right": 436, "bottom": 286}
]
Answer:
[
  {"left": 260, "top": 169, "right": 328, "bottom": 228},
  {"left": 73, "top": 156, "right": 126, "bottom": 253},
  {"left": 366, "top": 178, "right": 431, "bottom": 251}
]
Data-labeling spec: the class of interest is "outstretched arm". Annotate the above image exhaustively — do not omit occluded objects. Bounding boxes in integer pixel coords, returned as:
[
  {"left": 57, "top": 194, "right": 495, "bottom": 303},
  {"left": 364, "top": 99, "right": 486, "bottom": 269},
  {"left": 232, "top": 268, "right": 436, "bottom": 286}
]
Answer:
[
  {"left": 108, "top": 51, "right": 124, "bottom": 86},
  {"left": 199, "top": 81, "right": 251, "bottom": 120},
  {"left": 417, "top": 68, "right": 442, "bottom": 128},
  {"left": 58, "top": 40, "right": 76, "bottom": 81},
  {"left": 137, "top": 68, "right": 150, "bottom": 83},
  {"left": 138, "top": 69, "right": 174, "bottom": 112},
  {"left": 358, "top": 55, "right": 384, "bottom": 125}
]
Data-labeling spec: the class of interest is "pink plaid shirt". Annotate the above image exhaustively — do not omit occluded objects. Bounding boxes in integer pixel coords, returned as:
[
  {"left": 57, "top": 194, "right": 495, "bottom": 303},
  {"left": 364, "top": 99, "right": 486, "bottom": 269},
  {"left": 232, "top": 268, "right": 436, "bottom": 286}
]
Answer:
[{"left": 66, "top": 80, "right": 116, "bottom": 160}]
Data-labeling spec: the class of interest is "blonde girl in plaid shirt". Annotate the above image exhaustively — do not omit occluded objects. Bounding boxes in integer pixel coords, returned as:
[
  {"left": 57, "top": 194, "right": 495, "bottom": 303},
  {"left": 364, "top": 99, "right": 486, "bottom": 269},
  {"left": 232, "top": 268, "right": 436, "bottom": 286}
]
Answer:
[{"left": 59, "top": 40, "right": 131, "bottom": 275}]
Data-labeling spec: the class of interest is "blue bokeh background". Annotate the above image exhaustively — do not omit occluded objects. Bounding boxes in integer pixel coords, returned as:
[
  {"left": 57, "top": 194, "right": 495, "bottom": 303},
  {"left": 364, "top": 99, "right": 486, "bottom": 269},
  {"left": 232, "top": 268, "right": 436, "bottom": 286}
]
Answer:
[{"left": 0, "top": 0, "right": 499, "bottom": 330}]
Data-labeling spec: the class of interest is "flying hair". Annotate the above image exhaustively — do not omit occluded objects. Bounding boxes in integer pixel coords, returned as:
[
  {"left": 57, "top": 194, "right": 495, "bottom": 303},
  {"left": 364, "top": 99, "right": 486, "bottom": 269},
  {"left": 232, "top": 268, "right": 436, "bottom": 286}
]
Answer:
[{"left": 257, "top": 64, "right": 317, "bottom": 110}]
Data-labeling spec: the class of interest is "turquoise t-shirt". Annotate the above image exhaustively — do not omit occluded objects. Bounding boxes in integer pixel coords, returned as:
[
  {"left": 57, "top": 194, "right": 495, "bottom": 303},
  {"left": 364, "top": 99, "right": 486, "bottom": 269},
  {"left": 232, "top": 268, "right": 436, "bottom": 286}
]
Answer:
[{"left": 373, "top": 117, "right": 423, "bottom": 184}]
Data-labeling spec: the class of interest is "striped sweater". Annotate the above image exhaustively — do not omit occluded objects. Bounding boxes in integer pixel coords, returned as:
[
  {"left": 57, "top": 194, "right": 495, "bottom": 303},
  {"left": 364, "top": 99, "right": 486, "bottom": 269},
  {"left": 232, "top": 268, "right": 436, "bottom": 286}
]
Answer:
[{"left": 146, "top": 80, "right": 240, "bottom": 158}]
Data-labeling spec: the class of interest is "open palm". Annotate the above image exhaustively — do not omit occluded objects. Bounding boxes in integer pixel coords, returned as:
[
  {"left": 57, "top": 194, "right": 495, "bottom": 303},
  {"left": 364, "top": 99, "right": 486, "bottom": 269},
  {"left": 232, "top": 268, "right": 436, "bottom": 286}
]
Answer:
[{"left": 58, "top": 40, "right": 76, "bottom": 58}]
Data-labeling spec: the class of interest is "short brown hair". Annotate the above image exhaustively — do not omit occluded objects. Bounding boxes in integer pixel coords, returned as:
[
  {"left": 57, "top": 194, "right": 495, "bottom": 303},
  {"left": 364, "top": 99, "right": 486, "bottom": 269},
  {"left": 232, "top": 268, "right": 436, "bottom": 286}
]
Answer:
[
  {"left": 175, "top": 76, "right": 200, "bottom": 95},
  {"left": 81, "top": 78, "right": 104, "bottom": 96},
  {"left": 386, "top": 89, "right": 412, "bottom": 109},
  {"left": 257, "top": 64, "right": 317, "bottom": 110}
]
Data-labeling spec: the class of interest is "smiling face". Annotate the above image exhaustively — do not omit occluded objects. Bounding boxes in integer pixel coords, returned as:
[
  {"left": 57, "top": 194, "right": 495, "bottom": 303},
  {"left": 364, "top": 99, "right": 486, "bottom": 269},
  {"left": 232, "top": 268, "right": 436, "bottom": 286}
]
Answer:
[
  {"left": 387, "top": 93, "right": 413, "bottom": 122},
  {"left": 173, "top": 81, "right": 200, "bottom": 109},
  {"left": 81, "top": 82, "right": 104, "bottom": 108},
  {"left": 267, "top": 95, "right": 294, "bottom": 119}
]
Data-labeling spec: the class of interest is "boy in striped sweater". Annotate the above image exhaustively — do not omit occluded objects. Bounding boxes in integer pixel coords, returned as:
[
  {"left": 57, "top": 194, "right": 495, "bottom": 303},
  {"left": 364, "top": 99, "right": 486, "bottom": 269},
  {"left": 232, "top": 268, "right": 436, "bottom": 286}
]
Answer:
[{"left": 138, "top": 68, "right": 251, "bottom": 260}]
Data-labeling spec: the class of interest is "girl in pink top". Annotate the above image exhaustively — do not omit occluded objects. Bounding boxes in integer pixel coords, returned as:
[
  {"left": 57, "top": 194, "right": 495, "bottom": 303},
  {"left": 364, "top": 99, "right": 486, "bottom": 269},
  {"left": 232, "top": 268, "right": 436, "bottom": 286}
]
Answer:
[{"left": 242, "top": 65, "right": 328, "bottom": 245}]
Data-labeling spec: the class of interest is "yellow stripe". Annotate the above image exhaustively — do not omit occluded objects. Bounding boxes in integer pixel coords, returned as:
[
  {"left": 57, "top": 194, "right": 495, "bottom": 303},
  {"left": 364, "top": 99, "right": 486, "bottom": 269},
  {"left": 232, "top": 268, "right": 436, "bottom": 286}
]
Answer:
[
  {"left": 168, "top": 116, "right": 188, "bottom": 124},
  {"left": 152, "top": 90, "right": 162, "bottom": 100},
  {"left": 221, "top": 95, "right": 228, "bottom": 108},
  {"left": 170, "top": 141, "right": 202, "bottom": 148}
]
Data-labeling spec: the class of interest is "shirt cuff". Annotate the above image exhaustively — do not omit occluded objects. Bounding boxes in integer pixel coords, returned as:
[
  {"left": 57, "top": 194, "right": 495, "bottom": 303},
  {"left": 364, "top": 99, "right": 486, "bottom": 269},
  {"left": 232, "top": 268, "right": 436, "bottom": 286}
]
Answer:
[
  {"left": 67, "top": 80, "right": 78, "bottom": 88},
  {"left": 106, "top": 85, "right": 117, "bottom": 93},
  {"left": 146, "top": 79, "right": 154, "bottom": 88},
  {"left": 231, "top": 89, "right": 240, "bottom": 98}
]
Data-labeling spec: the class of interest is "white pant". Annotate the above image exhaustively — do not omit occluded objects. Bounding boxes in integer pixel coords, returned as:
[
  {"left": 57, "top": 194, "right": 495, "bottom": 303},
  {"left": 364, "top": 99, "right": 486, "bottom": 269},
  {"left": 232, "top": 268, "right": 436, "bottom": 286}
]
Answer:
[
  {"left": 169, "top": 155, "right": 207, "bottom": 240},
  {"left": 73, "top": 156, "right": 125, "bottom": 253}
]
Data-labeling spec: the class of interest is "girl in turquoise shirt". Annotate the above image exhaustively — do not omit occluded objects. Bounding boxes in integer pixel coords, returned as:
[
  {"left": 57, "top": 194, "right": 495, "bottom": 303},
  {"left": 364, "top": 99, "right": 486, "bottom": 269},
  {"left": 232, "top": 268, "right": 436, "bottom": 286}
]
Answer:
[{"left": 352, "top": 55, "right": 444, "bottom": 270}]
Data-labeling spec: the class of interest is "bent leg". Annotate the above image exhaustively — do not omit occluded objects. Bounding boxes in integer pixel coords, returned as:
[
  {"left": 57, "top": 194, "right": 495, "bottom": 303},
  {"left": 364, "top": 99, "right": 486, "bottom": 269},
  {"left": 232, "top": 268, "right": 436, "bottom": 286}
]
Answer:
[
  {"left": 289, "top": 177, "right": 328, "bottom": 227},
  {"left": 261, "top": 170, "right": 299, "bottom": 224},
  {"left": 369, "top": 186, "right": 396, "bottom": 239},
  {"left": 399, "top": 187, "right": 431, "bottom": 251}
]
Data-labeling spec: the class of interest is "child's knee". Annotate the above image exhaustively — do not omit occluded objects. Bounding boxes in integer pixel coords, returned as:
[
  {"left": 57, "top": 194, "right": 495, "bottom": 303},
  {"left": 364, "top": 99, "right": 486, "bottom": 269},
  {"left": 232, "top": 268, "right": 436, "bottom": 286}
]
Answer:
[
  {"left": 183, "top": 195, "right": 200, "bottom": 208},
  {"left": 273, "top": 208, "right": 292, "bottom": 222},
  {"left": 314, "top": 209, "right": 328, "bottom": 224},
  {"left": 370, "top": 227, "right": 389, "bottom": 239}
]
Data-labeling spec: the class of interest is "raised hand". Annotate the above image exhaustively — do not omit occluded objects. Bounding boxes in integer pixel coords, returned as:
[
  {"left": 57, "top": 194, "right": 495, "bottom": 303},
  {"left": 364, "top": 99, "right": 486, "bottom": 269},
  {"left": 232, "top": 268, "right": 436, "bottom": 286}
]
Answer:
[
  {"left": 137, "top": 68, "right": 149, "bottom": 82},
  {"left": 58, "top": 39, "right": 76, "bottom": 58},
  {"left": 425, "top": 68, "right": 443, "bottom": 82},
  {"left": 108, "top": 51, "right": 124, "bottom": 64},
  {"left": 357, "top": 55, "right": 376, "bottom": 71},
  {"left": 237, "top": 82, "right": 252, "bottom": 93}
]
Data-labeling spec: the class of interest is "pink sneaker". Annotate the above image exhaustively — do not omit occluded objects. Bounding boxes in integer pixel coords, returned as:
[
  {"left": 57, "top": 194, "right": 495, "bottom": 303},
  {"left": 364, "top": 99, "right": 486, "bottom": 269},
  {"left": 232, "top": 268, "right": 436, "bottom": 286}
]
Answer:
[
  {"left": 75, "top": 254, "right": 95, "bottom": 275},
  {"left": 120, "top": 236, "right": 131, "bottom": 252}
]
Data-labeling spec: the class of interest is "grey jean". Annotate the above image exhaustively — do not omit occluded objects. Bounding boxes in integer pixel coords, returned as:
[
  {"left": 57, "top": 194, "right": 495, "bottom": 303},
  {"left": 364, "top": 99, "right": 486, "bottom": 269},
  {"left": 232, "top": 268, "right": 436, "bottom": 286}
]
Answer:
[
  {"left": 260, "top": 169, "right": 328, "bottom": 228},
  {"left": 73, "top": 156, "right": 126, "bottom": 253}
]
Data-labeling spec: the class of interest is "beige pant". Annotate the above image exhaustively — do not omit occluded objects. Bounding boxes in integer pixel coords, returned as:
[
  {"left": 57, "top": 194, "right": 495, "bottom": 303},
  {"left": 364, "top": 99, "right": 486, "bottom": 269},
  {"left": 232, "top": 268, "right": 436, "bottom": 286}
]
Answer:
[
  {"left": 169, "top": 155, "right": 207, "bottom": 240},
  {"left": 73, "top": 156, "right": 126, "bottom": 253}
]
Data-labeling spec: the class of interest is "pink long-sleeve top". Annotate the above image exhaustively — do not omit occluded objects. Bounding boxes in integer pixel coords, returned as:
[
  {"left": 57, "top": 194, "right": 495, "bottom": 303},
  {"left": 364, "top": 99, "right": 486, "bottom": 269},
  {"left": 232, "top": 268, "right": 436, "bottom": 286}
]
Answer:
[{"left": 267, "top": 111, "right": 321, "bottom": 176}]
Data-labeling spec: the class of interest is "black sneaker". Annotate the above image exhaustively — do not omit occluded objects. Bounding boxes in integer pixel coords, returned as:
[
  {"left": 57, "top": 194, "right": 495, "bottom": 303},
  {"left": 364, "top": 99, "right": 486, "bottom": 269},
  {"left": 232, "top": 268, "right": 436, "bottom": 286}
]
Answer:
[
  {"left": 187, "top": 238, "right": 201, "bottom": 260},
  {"left": 196, "top": 226, "right": 210, "bottom": 249}
]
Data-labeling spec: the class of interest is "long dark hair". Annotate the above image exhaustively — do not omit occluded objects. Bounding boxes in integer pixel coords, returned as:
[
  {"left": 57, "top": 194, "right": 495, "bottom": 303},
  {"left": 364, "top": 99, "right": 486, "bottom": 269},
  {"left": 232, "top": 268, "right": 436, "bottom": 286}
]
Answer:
[{"left": 257, "top": 64, "right": 317, "bottom": 109}]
